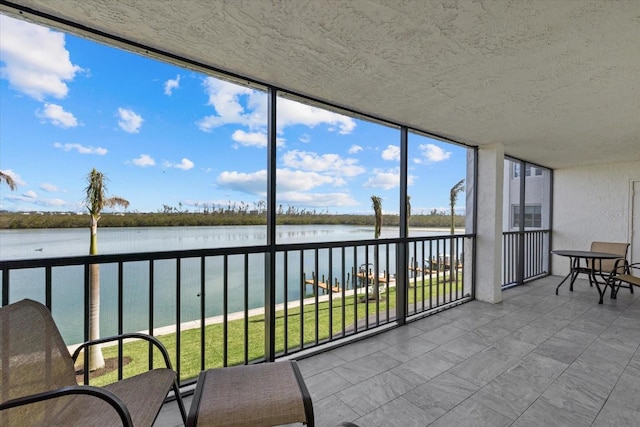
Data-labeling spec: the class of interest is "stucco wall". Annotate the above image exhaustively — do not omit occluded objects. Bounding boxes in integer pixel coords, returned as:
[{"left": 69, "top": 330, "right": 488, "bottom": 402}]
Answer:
[
  {"left": 552, "top": 160, "right": 640, "bottom": 275},
  {"left": 475, "top": 144, "right": 504, "bottom": 303}
]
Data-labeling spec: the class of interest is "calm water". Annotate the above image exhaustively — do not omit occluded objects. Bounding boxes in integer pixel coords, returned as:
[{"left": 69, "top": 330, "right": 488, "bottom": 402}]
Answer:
[{"left": 1, "top": 225, "right": 448, "bottom": 343}]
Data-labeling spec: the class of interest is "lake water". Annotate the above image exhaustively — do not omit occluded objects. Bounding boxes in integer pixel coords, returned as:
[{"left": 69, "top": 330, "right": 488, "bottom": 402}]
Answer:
[{"left": 1, "top": 225, "right": 451, "bottom": 343}]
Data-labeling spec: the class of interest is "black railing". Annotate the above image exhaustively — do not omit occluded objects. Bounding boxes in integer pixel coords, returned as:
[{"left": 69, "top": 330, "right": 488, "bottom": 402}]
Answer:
[
  {"left": 1, "top": 234, "right": 474, "bottom": 386},
  {"left": 502, "top": 230, "right": 550, "bottom": 288}
]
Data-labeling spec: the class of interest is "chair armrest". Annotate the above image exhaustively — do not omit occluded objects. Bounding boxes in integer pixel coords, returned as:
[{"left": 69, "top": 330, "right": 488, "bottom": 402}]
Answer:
[
  {"left": 626, "top": 262, "right": 640, "bottom": 275},
  {"left": 609, "top": 260, "right": 632, "bottom": 276},
  {"left": 0, "top": 385, "right": 133, "bottom": 427},
  {"left": 71, "top": 332, "right": 174, "bottom": 370}
]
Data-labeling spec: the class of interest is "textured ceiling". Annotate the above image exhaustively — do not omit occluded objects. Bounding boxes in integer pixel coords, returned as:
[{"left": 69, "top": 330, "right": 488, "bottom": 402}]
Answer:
[{"left": 2, "top": 0, "right": 639, "bottom": 169}]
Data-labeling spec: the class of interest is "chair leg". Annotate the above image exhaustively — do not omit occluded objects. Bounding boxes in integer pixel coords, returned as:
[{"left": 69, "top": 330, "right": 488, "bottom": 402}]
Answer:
[
  {"left": 610, "top": 279, "right": 618, "bottom": 299},
  {"left": 173, "top": 381, "right": 187, "bottom": 424}
]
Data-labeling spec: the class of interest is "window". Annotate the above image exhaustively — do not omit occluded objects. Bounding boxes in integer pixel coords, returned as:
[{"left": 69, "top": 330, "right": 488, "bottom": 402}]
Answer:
[
  {"left": 512, "top": 205, "right": 542, "bottom": 228},
  {"left": 513, "top": 164, "right": 543, "bottom": 178}
]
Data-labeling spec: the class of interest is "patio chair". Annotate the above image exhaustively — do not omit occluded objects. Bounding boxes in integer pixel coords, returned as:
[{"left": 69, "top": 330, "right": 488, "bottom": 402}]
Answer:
[
  {"left": 576, "top": 241, "right": 629, "bottom": 287},
  {"left": 608, "top": 262, "right": 640, "bottom": 298},
  {"left": 0, "top": 299, "right": 187, "bottom": 426}
]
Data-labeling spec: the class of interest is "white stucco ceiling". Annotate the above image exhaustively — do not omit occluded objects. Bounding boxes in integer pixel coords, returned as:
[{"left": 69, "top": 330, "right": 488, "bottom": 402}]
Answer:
[{"left": 2, "top": 0, "right": 639, "bottom": 169}]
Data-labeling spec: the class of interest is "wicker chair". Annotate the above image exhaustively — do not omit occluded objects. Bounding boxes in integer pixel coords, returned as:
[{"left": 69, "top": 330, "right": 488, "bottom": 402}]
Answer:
[{"left": 0, "top": 299, "right": 186, "bottom": 426}]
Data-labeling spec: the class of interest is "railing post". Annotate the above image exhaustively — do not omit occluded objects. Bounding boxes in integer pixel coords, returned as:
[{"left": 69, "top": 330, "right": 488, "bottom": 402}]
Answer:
[
  {"left": 2, "top": 268, "right": 9, "bottom": 306},
  {"left": 264, "top": 87, "right": 277, "bottom": 361},
  {"left": 396, "top": 127, "right": 409, "bottom": 325},
  {"left": 517, "top": 160, "right": 526, "bottom": 286}
]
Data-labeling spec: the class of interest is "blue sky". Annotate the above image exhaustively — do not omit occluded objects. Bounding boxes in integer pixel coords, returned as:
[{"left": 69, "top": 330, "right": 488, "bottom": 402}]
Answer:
[{"left": 0, "top": 14, "right": 467, "bottom": 215}]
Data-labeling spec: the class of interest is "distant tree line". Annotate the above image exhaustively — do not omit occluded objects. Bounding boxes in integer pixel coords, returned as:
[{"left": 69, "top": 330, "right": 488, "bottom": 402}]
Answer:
[{"left": 0, "top": 210, "right": 465, "bottom": 230}]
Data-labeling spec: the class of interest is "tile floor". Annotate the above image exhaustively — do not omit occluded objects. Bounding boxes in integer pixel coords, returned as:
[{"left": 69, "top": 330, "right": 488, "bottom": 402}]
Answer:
[{"left": 155, "top": 275, "right": 640, "bottom": 426}]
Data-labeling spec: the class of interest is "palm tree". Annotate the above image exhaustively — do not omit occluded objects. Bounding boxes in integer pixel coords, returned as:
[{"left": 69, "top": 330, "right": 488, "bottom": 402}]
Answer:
[
  {"left": 449, "top": 179, "right": 465, "bottom": 235},
  {"left": 371, "top": 195, "right": 382, "bottom": 239},
  {"left": 85, "top": 168, "right": 129, "bottom": 371},
  {"left": 406, "top": 195, "right": 411, "bottom": 237},
  {"left": 370, "top": 195, "right": 383, "bottom": 300},
  {"left": 449, "top": 179, "right": 465, "bottom": 278},
  {"left": 0, "top": 171, "right": 17, "bottom": 190}
]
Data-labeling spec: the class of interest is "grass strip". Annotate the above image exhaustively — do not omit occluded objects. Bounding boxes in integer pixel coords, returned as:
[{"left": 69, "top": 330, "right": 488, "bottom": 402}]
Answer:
[{"left": 83, "top": 276, "right": 462, "bottom": 385}]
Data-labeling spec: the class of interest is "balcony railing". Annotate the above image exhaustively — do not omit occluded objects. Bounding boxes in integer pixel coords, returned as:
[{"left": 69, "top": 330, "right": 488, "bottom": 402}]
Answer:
[
  {"left": 502, "top": 229, "right": 550, "bottom": 288},
  {"left": 1, "top": 233, "right": 473, "bottom": 387}
]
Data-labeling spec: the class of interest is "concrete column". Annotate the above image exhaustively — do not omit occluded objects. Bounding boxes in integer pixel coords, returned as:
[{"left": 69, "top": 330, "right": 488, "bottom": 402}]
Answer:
[{"left": 475, "top": 144, "right": 504, "bottom": 303}]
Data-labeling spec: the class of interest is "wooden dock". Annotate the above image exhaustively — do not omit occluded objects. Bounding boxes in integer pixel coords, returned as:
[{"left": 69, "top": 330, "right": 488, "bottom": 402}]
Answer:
[
  {"left": 304, "top": 279, "right": 340, "bottom": 293},
  {"left": 304, "top": 272, "right": 341, "bottom": 293},
  {"left": 355, "top": 272, "right": 394, "bottom": 283},
  {"left": 407, "top": 266, "right": 434, "bottom": 274}
]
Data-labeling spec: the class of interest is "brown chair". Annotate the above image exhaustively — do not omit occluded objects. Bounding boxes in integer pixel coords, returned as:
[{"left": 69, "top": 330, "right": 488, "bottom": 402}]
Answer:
[
  {"left": 0, "top": 299, "right": 186, "bottom": 426},
  {"left": 608, "top": 262, "right": 640, "bottom": 298},
  {"left": 589, "top": 241, "right": 629, "bottom": 272},
  {"left": 575, "top": 241, "right": 629, "bottom": 287}
]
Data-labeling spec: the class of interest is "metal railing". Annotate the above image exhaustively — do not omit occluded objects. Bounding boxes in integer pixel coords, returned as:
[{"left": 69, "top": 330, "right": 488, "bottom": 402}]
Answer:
[
  {"left": 502, "top": 229, "right": 550, "bottom": 288},
  {"left": 1, "top": 234, "right": 474, "bottom": 386}
]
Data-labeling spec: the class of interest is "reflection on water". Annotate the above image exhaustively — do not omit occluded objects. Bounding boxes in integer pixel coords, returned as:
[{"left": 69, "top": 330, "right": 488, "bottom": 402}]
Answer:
[{"left": 0, "top": 225, "right": 381, "bottom": 260}]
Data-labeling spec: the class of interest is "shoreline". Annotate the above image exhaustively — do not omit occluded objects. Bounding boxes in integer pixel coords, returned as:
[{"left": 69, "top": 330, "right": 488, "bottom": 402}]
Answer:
[
  {"left": 68, "top": 276, "right": 403, "bottom": 352},
  {"left": 68, "top": 269, "right": 458, "bottom": 353}
]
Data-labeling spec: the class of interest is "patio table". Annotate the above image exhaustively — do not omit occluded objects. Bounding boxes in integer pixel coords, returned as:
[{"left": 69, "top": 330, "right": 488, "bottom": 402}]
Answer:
[{"left": 552, "top": 250, "right": 623, "bottom": 304}]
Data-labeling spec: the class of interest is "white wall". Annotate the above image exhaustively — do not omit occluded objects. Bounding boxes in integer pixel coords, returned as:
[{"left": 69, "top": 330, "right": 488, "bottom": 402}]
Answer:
[
  {"left": 552, "top": 160, "right": 640, "bottom": 275},
  {"left": 502, "top": 161, "right": 552, "bottom": 232}
]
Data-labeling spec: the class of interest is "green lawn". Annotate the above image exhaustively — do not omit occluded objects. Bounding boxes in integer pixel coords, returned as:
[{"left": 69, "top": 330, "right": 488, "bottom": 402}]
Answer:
[{"left": 83, "top": 275, "right": 463, "bottom": 386}]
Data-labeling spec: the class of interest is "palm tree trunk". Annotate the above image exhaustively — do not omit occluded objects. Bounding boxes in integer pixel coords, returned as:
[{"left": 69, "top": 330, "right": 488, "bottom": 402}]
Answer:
[
  {"left": 373, "top": 244, "right": 380, "bottom": 299},
  {"left": 371, "top": 196, "right": 382, "bottom": 300},
  {"left": 449, "top": 180, "right": 464, "bottom": 284},
  {"left": 88, "top": 218, "right": 105, "bottom": 371}
]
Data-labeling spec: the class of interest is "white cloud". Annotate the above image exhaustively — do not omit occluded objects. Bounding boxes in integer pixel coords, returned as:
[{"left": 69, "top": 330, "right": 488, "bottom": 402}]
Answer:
[
  {"left": 276, "top": 191, "right": 358, "bottom": 207},
  {"left": 197, "top": 78, "right": 256, "bottom": 131},
  {"left": 281, "top": 150, "right": 365, "bottom": 177},
  {"left": 231, "top": 130, "right": 267, "bottom": 148},
  {"left": 0, "top": 15, "right": 82, "bottom": 100},
  {"left": 277, "top": 97, "right": 356, "bottom": 135},
  {"left": 381, "top": 145, "right": 400, "bottom": 161},
  {"left": 197, "top": 77, "right": 356, "bottom": 135},
  {"left": 231, "top": 130, "right": 285, "bottom": 148},
  {"left": 416, "top": 143, "right": 451, "bottom": 163},
  {"left": 163, "top": 158, "right": 194, "bottom": 170},
  {"left": 299, "top": 134, "right": 311, "bottom": 143},
  {"left": 40, "top": 183, "right": 60, "bottom": 192},
  {"left": 36, "top": 103, "right": 78, "bottom": 128},
  {"left": 23, "top": 190, "right": 37, "bottom": 199},
  {"left": 5, "top": 192, "right": 68, "bottom": 208},
  {"left": 132, "top": 154, "right": 156, "bottom": 167},
  {"left": 277, "top": 169, "right": 343, "bottom": 191},
  {"left": 164, "top": 74, "right": 180, "bottom": 95},
  {"left": 117, "top": 108, "right": 143, "bottom": 133},
  {"left": 348, "top": 144, "right": 363, "bottom": 154},
  {"left": 175, "top": 158, "right": 194, "bottom": 170},
  {"left": 0, "top": 169, "right": 26, "bottom": 186},
  {"left": 364, "top": 168, "right": 415, "bottom": 190},
  {"left": 216, "top": 169, "right": 267, "bottom": 195},
  {"left": 53, "top": 142, "right": 107, "bottom": 155},
  {"left": 39, "top": 198, "right": 67, "bottom": 207},
  {"left": 216, "top": 168, "right": 344, "bottom": 195}
]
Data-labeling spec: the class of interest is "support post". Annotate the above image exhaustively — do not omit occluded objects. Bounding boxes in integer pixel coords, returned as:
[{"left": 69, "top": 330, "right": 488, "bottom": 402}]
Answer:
[{"left": 475, "top": 144, "right": 504, "bottom": 303}]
